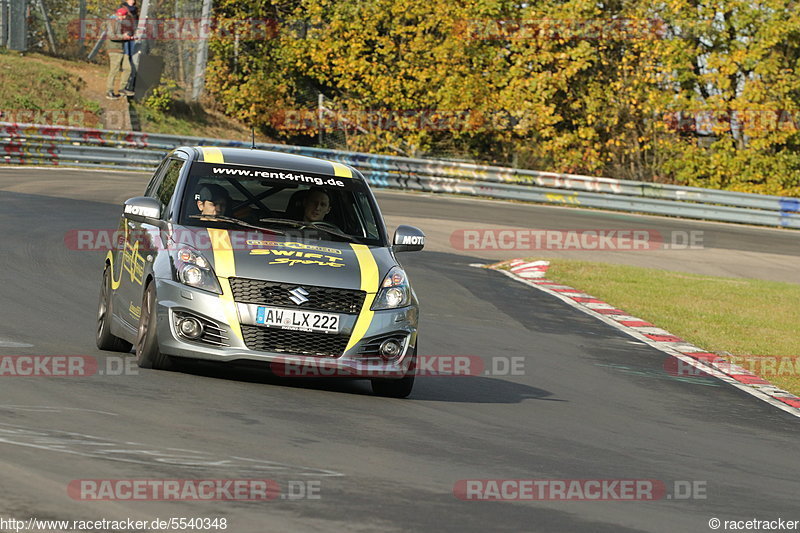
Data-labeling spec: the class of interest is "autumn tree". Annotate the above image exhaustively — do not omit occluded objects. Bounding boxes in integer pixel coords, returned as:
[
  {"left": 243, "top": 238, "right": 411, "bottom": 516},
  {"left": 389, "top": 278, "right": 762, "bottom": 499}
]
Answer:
[{"left": 205, "top": 0, "right": 800, "bottom": 196}]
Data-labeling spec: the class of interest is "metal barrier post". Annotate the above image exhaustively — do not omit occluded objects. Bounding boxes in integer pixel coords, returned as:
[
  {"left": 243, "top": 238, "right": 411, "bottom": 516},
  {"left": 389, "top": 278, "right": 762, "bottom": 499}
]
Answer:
[
  {"left": 0, "top": 0, "right": 8, "bottom": 48},
  {"left": 7, "top": 0, "right": 26, "bottom": 51}
]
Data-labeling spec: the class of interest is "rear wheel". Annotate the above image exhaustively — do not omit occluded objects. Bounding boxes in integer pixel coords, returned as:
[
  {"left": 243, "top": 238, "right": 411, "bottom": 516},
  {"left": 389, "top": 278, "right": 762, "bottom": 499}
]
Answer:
[
  {"left": 136, "top": 282, "right": 177, "bottom": 370},
  {"left": 96, "top": 266, "right": 133, "bottom": 352},
  {"left": 371, "top": 346, "right": 416, "bottom": 398}
]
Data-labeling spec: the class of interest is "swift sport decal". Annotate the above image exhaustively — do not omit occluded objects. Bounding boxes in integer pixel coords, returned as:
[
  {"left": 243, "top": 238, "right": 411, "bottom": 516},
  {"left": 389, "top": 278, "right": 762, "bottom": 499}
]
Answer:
[
  {"left": 246, "top": 240, "right": 342, "bottom": 255},
  {"left": 249, "top": 249, "right": 344, "bottom": 268}
]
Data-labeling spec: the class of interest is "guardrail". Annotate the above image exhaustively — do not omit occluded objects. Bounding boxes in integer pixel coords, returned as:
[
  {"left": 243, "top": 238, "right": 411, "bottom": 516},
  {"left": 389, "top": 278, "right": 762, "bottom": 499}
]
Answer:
[{"left": 1, "top": 122, "right": 798, "bottom": 229}]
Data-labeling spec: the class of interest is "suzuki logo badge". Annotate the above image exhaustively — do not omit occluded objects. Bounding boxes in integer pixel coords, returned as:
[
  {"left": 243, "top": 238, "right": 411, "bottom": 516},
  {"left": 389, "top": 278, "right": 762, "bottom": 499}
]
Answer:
[{"left": 289, "top": 287, "right": 310, "bottom": 305}]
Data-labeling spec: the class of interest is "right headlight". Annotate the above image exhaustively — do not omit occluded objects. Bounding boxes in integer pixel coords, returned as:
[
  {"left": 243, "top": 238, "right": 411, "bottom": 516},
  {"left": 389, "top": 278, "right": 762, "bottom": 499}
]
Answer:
[
  {"left": 371, "top": 266, "right": 412, "bottom": 310},
  {"left": 174, "top": 246, "right": 222, "bottom": 294}
]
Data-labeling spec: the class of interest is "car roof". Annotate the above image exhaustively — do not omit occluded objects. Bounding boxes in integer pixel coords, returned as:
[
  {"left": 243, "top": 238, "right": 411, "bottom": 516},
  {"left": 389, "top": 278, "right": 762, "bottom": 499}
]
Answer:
[{"left": 180, "top": 146, "right": 360, "bottom": 181}]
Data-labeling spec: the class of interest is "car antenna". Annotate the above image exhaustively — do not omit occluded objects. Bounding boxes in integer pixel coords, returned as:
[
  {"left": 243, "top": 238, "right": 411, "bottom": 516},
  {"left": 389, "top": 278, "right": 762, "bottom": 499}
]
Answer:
[{"left": 250, "top": 127, "right": 256, "bottom": 149}]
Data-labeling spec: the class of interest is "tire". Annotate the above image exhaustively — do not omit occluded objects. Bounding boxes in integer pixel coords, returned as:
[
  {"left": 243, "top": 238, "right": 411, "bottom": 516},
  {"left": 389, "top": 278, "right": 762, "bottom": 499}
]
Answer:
[
  {"left": 96, "top": 266, "right": 133, "bottom": 352},
  {"left": 135, "top": 282, "right": 176, "bottom": 370},
  {"left": 371, "top": 346, "right": 416, "bottom": 398}
]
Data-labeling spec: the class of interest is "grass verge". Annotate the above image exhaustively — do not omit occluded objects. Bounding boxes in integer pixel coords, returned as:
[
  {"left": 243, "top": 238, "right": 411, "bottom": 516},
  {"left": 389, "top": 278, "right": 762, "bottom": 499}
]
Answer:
[
  {"left": 0, "top": 50, "right": 101, "bottom": 120},
  {"left": 130, "top": 100, "right": 255, "bottom": 140},
  {"left": 513, "top": 259, "right": 800, "bottom": 396},
  {"left": 1, "top": 50, "right": 261, "bottom": 140}
]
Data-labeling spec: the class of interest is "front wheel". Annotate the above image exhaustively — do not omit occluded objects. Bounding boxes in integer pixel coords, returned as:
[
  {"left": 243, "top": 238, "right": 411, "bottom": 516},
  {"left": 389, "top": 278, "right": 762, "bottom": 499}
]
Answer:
[
  {"left": 96, "top": 266, "right": 133, "bottom": 352},
  {"left": 371, "top": 346, "right": 416, "bottom": 398},
  {"left": 136, "top": 282, "right": 176, "bottom": 370}
]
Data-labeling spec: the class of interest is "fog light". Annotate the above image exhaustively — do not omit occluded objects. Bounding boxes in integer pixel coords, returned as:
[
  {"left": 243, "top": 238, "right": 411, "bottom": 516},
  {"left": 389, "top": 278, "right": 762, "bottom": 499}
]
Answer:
[
  {"left": 178, "top": 317, "right": 203, "bottom": 339},
  {"left": 379, "top": 339, "right": 402, "bottom": 360}
]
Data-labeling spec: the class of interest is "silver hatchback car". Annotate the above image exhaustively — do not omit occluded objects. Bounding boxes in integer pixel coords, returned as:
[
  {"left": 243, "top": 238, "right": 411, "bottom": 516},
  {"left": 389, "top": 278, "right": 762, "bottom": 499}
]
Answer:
[{"left": 96, "top": 147, "right": 425, "bottom": 397}]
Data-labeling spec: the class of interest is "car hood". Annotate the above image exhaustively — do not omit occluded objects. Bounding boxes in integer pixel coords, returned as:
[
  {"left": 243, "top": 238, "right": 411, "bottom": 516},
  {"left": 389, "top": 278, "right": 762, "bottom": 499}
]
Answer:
[{"left": 168, "top": 227, "right": 395, "bottom": 292}]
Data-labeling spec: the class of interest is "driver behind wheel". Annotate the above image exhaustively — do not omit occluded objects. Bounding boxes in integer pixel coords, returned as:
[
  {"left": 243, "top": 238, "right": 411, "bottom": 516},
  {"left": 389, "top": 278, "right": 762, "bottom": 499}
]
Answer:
[{"left": 195, "top": 184, "right": 230, "bottom": 217}]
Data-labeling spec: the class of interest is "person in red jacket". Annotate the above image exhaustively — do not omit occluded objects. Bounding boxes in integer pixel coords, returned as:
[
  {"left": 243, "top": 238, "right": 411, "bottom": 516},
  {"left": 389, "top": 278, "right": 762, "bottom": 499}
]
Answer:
[{"left": 105, "top": 7, "right": 135, "bottom": 99}]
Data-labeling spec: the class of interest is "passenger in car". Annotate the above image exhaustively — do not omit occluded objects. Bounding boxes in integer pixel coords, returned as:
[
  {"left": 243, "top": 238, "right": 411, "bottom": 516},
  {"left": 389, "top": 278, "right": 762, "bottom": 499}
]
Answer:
[{"left": 302, "top": 188, "right": 331, "bottom": 223}]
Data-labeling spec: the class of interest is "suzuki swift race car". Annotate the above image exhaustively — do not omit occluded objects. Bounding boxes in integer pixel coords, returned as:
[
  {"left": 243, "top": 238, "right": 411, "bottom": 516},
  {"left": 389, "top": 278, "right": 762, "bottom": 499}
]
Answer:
[{"left": 96, "top": 147, "right": 425, "bottom": 397}]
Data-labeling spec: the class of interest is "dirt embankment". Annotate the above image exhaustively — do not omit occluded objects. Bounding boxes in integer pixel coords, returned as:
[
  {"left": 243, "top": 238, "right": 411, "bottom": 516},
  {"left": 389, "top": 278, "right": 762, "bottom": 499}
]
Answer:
[{"left": 1, "top": 51, "right": 263, "bottom": 140}]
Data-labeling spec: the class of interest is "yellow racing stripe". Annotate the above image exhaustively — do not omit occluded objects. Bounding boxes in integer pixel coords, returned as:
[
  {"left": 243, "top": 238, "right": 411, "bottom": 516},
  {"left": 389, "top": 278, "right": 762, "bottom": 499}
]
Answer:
[
  {"left": 105, "top": 222, "right": 132, "bottom": 290},
  {"left": 331, "top": 162, "right": 353, "bottom": 178},
  {"left": 345, "top": 244, "right": 379, "bottom": 352},
  {"left": 106, "top": 251, "right": 121, "bottom": 290},
  {"left": 201, "top": 147, "right": 224, "bottom": 163},
  {"left": 208, "top": 228, "right": 242, "bottom": 341}
]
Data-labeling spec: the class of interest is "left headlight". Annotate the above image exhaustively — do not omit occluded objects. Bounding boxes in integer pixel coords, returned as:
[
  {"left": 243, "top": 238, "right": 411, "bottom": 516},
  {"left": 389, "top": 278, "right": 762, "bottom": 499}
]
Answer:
[
  {"left": 371, "top": 266, "right": 412, "bottom": 310},
  {"left": 174, "top": 246, "right": 222, "bottom": 294}
]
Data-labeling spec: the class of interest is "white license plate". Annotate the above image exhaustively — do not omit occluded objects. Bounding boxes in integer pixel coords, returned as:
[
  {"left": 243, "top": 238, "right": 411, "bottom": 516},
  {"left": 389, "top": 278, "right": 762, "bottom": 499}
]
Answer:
[{"left": 256, "top": 307, "right": 339, "bottom": 333}]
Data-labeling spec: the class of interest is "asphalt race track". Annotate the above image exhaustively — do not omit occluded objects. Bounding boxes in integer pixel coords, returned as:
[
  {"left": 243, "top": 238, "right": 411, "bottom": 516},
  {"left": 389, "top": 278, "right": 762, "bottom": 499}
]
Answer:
[{"left": 0, "top": 168, "right": 798, "bottom": 532}]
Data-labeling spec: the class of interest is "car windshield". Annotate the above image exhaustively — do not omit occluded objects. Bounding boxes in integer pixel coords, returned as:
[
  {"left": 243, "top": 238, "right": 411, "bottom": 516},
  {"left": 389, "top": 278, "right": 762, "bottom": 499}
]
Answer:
[{"left": 179, "top": 161, "right": 385, "bottom": 246}]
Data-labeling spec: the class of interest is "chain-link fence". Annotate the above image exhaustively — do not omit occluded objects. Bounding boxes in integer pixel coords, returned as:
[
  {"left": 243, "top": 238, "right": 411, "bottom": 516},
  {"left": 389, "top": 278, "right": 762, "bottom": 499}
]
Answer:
[
  {"left": 7, "top": 1, "right": 507, "bottom": 162},
  {"left": 139, "top": 0, "right": 205, "bottom": 99},
  {"left": 7, "top": 0, "right": 209, "bottom": 101}
]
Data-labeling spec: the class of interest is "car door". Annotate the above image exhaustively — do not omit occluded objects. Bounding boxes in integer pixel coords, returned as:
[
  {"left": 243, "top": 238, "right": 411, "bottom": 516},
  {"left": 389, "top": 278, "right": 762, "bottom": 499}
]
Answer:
[
  {"left": 107, "top": 158, "right": 165, "bottom": 330},
  {"left": 117, "top": 158, "right": 186, "bottom": 327}
]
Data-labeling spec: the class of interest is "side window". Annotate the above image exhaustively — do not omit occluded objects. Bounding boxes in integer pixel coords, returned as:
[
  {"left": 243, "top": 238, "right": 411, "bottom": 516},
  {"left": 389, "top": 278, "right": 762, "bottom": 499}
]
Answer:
[
  {"left": 354, "top": 192, "right": 380, "bottom": 240},
  {"left": 144, "top": 159, "right": 168, "bottom": 197},
  {"left": 155, "top": 159, "right": 185, "bottom": 219}
]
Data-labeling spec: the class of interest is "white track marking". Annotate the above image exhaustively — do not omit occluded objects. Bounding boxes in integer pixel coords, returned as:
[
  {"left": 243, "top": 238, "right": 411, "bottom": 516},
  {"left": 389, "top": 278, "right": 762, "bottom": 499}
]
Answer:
[
  {"left": 0, "top": 405, "right": 118, "bottom": 416},
  {"left": 479, "top": 265, "right": 800, "bottom": 419},
  {"left": 0, "top": 338, "right": 33, "bottom": 348},
  {"left": 0, "top": 422, "right": 344, "bottom": 476}
]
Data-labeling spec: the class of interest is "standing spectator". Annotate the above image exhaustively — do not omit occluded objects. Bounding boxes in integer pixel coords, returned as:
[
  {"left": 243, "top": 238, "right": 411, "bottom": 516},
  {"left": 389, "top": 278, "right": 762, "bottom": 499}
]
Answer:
[
  {"left": 120, "top": 0, "right": 139, "bottom": 58},
  {"left": 105, "top": 7, "right": 134, "bottom": 99},
  {"left": 120, "top": 0, "right": 139, "bottom": 23},
  {"left": 120, "top": 0, "right": 139, "bottom": 94}
]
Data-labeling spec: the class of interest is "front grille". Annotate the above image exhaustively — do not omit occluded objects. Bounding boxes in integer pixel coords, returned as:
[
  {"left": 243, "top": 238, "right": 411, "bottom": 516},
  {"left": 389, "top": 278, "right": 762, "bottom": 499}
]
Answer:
[
  {"left": 229, "top": 278, "right": 365, "bottom": 314},
  {"left": 241, "top": 325, "right": 349, "bottom": 357}
]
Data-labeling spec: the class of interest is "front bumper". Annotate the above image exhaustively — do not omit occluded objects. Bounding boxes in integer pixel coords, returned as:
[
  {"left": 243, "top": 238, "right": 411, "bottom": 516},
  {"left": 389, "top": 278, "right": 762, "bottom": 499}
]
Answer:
[{"left": 153, "top": 278, "right": 418, "bottom": 378}]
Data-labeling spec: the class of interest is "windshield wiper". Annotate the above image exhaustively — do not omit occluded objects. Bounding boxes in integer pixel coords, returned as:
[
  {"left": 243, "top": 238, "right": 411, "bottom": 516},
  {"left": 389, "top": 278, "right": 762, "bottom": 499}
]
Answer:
[
  {"left": 258, "top": 218, "right": 363, "bottom": 244},
  {"left": 306, "top": 222, "right": 364, "bottom": 244},
  {"left": 188, "top": 214, "right": 285, "bottom": 235},
  {"left": 257, "top": 218, "right": 305, "bottom": 229}
]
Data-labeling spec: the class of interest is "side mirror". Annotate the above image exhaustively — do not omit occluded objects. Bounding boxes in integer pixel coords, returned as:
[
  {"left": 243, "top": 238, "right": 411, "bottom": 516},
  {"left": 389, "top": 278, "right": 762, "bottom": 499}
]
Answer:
[
  {"left": 123, "top": 196, "right": 162, "bottom": 223},
  {"left": 392, "top": 225, "right": 425, "bottom": 252}
]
